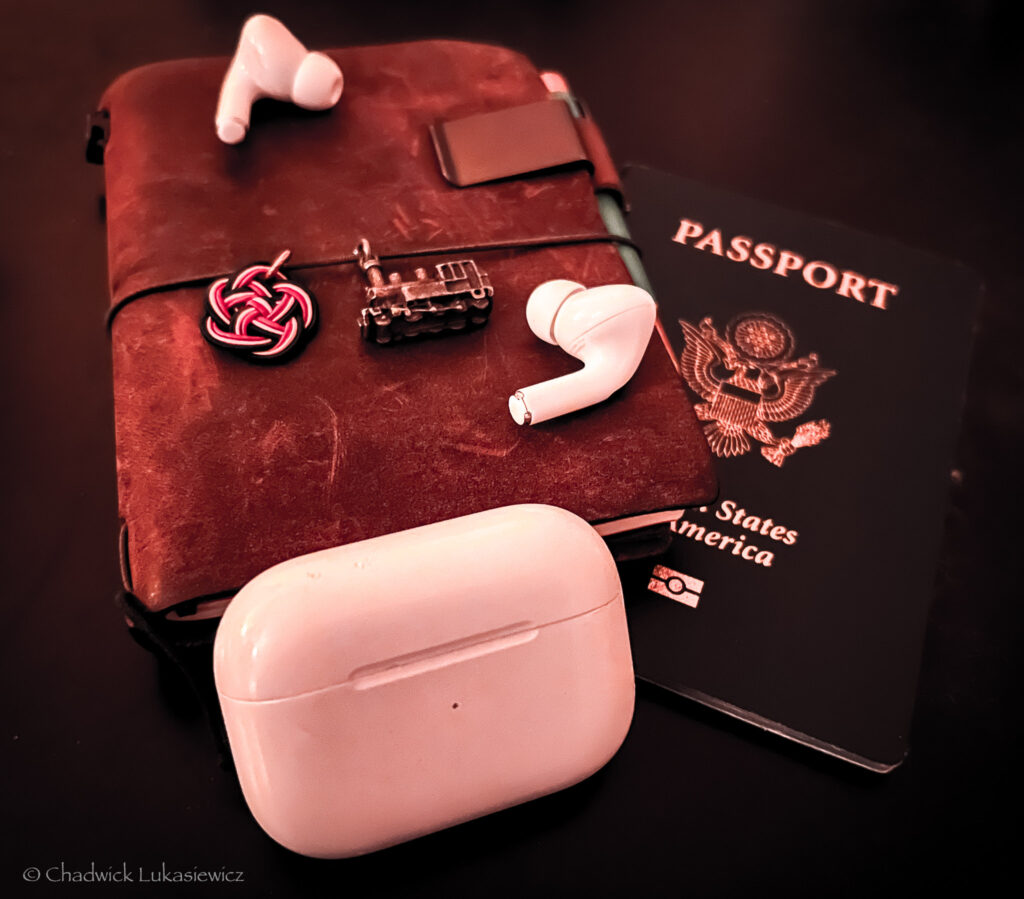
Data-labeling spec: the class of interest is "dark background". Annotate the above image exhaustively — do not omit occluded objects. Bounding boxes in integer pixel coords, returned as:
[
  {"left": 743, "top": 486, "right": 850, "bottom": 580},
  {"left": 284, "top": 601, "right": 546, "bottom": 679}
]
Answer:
[{"left": 2, "top": 1, "right": 1019, "bottom": 895}]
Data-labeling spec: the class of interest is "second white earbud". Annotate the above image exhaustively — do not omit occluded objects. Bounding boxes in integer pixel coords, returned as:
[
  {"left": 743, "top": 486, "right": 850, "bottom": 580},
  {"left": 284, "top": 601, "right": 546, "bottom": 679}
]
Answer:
[
  {"left": 216, "top": 15, "right": 344, "bottom": 145},
  {"left": 509, "top": 280, "right": 657, "bottom": 426}
]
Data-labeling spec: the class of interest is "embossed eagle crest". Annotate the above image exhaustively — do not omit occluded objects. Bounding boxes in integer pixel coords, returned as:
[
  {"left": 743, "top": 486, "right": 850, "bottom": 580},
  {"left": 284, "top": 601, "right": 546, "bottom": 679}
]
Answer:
[{"left": 679, "top": 313, "right": 835, "bottom": 467}]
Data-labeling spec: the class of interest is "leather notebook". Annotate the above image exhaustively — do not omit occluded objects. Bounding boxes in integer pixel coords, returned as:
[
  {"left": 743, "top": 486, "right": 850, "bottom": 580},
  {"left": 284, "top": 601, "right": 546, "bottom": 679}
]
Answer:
[{"left": 93, "top": 41, "right": 716, "bottom": 618}]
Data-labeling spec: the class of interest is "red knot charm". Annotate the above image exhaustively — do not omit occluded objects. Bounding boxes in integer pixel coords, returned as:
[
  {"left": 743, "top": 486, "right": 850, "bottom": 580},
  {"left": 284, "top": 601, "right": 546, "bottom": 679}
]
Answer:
[{"left": 202, "top": 250, "right": 317, "bottom": 362}]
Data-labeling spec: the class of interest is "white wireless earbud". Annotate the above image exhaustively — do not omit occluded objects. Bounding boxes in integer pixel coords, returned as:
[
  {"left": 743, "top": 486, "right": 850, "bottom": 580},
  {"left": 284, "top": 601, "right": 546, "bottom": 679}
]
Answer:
[
  {"left": 509, "top": 280, "right": 657, "bottom": 426},
  {"left": 215, "top": 15, "right": 344, "bottom": 145}
]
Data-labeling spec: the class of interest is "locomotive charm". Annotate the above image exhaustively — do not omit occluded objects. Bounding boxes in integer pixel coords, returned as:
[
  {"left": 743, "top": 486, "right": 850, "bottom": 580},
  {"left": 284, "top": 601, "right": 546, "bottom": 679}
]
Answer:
[{"left": 355, "top": 239, "right": 494, "bottom": 344}]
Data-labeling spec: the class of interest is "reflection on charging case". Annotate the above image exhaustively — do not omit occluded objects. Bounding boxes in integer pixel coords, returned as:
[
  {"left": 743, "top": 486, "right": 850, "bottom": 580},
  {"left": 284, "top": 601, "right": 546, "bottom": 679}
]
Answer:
[{"left": 214, "top": 504, "right": 635, "bottom": 858}]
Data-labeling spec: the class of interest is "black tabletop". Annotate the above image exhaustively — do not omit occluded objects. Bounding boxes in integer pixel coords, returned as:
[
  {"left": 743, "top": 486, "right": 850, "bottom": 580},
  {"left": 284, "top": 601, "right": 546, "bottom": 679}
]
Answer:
[{"left": 2, "top": 2, "right": 1019, "bottom": 896}]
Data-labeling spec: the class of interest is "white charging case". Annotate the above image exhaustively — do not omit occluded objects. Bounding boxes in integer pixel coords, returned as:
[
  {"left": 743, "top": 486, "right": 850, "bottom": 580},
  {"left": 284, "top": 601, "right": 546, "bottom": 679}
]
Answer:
[{"left": 213, "top": 504, "right": 635, "bottom": 858}]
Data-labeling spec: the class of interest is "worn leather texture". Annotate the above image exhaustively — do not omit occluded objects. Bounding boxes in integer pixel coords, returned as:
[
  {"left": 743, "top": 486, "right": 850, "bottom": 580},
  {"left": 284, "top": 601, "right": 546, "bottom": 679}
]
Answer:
[{"left": 99, "top": 40, "right": 716, "bottom": 612}]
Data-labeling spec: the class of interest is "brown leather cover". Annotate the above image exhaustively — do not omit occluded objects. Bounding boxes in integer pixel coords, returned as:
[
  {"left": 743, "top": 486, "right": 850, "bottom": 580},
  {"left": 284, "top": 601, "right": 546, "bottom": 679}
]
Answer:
[{"left": 99, "top": 40, "right": 716, "bottom": 612}]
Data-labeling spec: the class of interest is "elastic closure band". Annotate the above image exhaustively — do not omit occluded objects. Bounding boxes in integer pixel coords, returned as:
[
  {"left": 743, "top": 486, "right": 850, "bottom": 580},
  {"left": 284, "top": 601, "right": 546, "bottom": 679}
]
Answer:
[{"left": 104, "top": 231, "right": 641, "bottom": 330}]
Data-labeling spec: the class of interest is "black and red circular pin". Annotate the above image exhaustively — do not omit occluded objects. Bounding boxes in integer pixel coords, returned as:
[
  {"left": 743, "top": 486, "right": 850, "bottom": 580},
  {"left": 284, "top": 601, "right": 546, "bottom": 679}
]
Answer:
[{"left": 202, "top": 250, "right": 317, "bottom": 362}]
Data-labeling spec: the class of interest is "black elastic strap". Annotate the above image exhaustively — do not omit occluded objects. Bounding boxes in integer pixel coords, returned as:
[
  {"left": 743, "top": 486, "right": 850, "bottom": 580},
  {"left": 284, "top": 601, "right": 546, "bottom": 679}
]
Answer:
[
  {"left": 115, "top": 590, "right": 233, "bottom": 773},
  {"left": 104, "top": 231, "right": 642, "bottom": 329}
]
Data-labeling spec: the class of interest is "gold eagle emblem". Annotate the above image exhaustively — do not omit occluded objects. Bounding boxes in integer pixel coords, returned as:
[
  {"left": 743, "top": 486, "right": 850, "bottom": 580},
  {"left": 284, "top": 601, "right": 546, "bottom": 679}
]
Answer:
[{"left": 679, "top": 313, "right": 835, "bottom": 466}]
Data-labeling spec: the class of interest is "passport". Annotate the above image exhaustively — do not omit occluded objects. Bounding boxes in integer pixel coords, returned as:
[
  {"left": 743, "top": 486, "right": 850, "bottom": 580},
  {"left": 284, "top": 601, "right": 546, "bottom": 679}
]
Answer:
[{"left": 622, "top": 166, "right": 981, "bottom": 771}]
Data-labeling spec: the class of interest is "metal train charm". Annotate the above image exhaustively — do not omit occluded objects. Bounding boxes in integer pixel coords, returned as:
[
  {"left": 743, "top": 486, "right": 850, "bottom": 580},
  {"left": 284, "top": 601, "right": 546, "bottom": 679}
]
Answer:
[{"left": 355, "top": 239, "right": 493, "bottom": 344}]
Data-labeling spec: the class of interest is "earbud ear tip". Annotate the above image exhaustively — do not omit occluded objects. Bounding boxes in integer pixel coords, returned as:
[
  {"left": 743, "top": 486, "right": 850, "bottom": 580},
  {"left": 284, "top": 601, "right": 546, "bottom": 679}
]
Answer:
[
  {"left": 292, "top": 52, "right": 344, "bottom": 110},
  {"left": 526, "top": 280, "right": 585, "bottom": 345}
]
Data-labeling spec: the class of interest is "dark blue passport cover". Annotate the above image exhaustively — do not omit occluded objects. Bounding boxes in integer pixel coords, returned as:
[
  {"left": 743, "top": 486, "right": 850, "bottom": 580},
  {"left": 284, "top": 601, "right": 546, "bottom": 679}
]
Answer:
[{"left": 622, "top": 166, "right": 981, "bottom": 771}]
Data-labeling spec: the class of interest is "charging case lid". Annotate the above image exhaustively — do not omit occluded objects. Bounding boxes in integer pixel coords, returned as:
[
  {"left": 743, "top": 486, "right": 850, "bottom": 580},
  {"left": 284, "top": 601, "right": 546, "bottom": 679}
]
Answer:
[{"left": 214, "top": 504, "right": 621, "bottom": 701}]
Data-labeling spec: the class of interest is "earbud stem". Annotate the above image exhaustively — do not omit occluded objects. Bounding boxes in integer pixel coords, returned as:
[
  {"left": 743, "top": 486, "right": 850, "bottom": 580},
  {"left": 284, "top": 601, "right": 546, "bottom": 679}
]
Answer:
[
  {"left": 216, "top": 71, "right": 260, "bottom": 144},
  {"left": 510, "top": 349, "right": 640, "bottom": 426}
]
